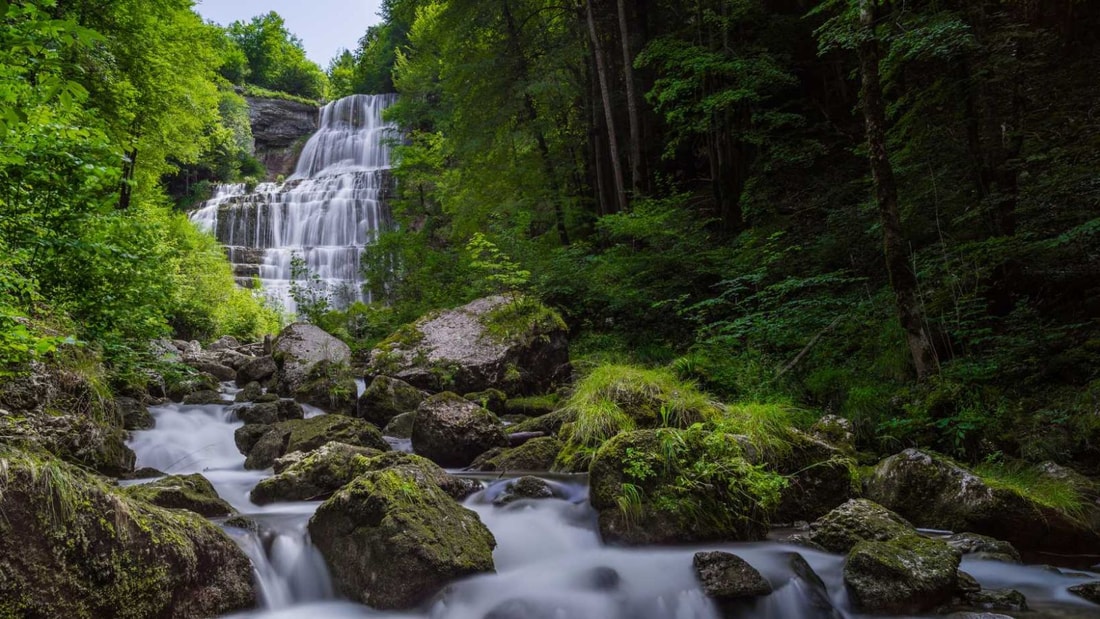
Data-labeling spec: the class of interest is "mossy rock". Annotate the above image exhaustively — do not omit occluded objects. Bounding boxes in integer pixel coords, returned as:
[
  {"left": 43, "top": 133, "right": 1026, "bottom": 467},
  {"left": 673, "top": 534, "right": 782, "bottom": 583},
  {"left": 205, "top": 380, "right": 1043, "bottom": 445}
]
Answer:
[
  {"left": 864, "top": 448, "right": 1100, "bottom": 554},
  {"left": 945, "top": 533, "right": 1021, "bottom": 563},
  {"left": 469, "top": 437, "right": 563, "bottom": 472},
  {"left": 123, "top": 474, "right": 235, "bottom": 518},
  {"left": 234, "top": 423, "right": 271, "bottom": 456},
  {"left": 234, "top": 382, "right": 264, "bottom": 403},
  {"left": 383, "top": 411, "right": 416, "bottom": 438},
  {"left": 358, "top": 375, "right": 426, "bottom": 427},
  {"left": 693, "top": 551, "right": 772, "bottom": 600},
  {"left": 464, "top": 389, "right": 508, "bottom": 414},
  {"left": 0, "top": 412, "right": 135, "bottom": 477},
  {"left": 772, "top": 431, "right": 857, "bottom": 524},
  {"left": 588, "top": 429, "right": 782, "bottom": 545},
  {"left": 293, "top": 360, "right": 358, "bottom": 415},
  {"left": 807, "top": 499, "right": 915, "bottom": 554},
  {"left": 411, "top": 392, "right": 508, "bottom": 468},
  {"left": 844, "top": 534, "right": 961, "bottom": 614},
  {"left": 118, "top": 396, "right": 154, "bottom": 431},
  {"left": 233, "top": 399, "right": 303, "bottom": 425},
  {"left": 236, "top": 355, "right": 277, "bottom": 387},
  {"left": 182, "top": 390, "right": 226, "bottom": 405},
  {"left": 166, "top": 372, "right": 220, "bottom": 402},
  {"left": 250, "top": 442, "right": 385, "bottom": 504},
  {"left": 308, "top": 465, "right": 496, "bottom": 609},
  {"left": 502, "top": 394, "right": 559, "bottom": 417},
  {"left": 0, "top": 449, "right": 255, "bottom": 618},
  {"left": 244, "top": 415, "right": 390, "bottom": 470},
  {"left": 506, "top": 407, "right": 575, "bottom": 437},
  {"left": 492, "top": 476, "right": 556, "bottom": 505}
]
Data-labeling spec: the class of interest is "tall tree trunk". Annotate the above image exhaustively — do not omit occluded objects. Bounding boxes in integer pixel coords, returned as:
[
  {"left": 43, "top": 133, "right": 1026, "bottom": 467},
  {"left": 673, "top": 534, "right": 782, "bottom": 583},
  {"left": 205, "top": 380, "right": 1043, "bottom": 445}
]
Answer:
[
  {"left": 616, "top": 0, "right": 644, "bottom": 195},
  {"left": 857, "top": 0, "right": 937, "bottom": 379},
  {"left": 586, "top": 0, "right": 629, "bottom": 214},
  {"left": 117, "top": 148, "right": 138, "bottom": 210}
]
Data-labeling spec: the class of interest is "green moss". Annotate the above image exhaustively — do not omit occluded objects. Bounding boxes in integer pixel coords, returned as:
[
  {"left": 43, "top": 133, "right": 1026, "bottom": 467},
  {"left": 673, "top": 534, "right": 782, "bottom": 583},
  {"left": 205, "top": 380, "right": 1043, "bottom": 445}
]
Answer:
[
  {"left": 478, "top": 297, "right": 567, "bottom": 346},
  {"left": 976, "top": 461, "right": 1088, "bottom": 524},
  {"left": 123, "top": 474, "right": 235, "bottom": 517},
  {"left": 503, "top": 394, "right": 559, "bottom": 416},
  {"left": 377, "top": 322, "right": 426, "bottom": 352}
]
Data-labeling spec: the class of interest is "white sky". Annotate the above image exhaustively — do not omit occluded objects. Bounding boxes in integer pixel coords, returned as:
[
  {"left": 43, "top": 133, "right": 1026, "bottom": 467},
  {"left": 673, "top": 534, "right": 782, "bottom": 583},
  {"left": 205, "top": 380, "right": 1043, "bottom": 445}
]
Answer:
[{"left": 194, "top": 0, "right": 385, "bottom": 67}]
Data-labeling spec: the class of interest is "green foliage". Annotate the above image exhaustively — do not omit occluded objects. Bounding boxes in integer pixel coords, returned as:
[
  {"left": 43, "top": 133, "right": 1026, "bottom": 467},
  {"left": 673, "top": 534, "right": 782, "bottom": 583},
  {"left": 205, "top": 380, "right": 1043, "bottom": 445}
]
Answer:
[
  {"left": 480, "top": 297, "right": 567, "bottom": 346},
  {"left": 288, "top": 254, "right": 332, "bottom": 324},
  {"left": 467, "top": 233, "right": 531, "bottom": 297},
  {"left": 976, "top": 461, "right": 1088, "bottom": 524},
  {"left": 226, "top": 12, "right": 329, "bottom": 100}
]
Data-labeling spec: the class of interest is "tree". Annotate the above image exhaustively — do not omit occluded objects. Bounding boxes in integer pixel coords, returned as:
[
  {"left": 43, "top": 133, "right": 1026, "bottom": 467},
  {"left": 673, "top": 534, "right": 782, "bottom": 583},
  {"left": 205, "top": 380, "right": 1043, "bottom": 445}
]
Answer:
[{"left": 226, "top": 12, "right": 329, "bottom": 99}]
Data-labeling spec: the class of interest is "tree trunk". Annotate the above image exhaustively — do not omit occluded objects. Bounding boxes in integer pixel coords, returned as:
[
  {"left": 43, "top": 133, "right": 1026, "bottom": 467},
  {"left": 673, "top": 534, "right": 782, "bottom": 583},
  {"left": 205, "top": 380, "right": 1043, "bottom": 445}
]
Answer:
[
  {"left": 857, "top": 0, "right": 937, "bottom": 379},
  {"left": 586, "top": 0, "right": 629, "bottom": 214},
  {"left": 117, "top": 148, "right": 138, "bottom": 210},
  {"left": 616, "top": 0, "right": 645, "bottom": 195}
]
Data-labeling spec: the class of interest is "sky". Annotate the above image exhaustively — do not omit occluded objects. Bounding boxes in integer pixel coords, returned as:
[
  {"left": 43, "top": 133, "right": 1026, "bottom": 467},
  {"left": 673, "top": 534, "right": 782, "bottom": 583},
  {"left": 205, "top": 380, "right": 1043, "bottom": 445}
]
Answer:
[{"left": 194, "top": 0, "right": 384, "bottom": 68}]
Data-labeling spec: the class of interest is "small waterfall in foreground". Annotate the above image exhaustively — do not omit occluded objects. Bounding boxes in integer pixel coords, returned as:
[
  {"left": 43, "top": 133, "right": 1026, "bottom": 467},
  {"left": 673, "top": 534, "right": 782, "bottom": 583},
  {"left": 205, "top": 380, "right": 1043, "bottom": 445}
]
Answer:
[{"left": 191, "top": 94, "right": 397, "bottom": 314}]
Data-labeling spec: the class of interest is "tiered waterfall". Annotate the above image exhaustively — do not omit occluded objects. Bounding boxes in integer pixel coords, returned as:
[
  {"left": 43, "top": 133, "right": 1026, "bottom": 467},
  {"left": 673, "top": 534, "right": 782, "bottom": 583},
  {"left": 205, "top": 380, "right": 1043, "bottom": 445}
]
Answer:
[{"left": 191, "top": 94, "right": 397, "bottom": 313}]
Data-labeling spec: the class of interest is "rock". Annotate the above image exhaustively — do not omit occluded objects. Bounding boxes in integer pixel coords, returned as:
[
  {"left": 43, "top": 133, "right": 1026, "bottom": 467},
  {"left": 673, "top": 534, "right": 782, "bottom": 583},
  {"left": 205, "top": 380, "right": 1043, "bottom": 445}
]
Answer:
[
  {"left": 844, "top": 534, "right": 961, "bottom": 614},
  {"left": 1068, "top": 581, "right": 1100, "bottom": 604},
  {"left": 123, "top": 473, "right": 235, "bottom": 517},
  {"left": 786, "top": 553, "right": 843, "bottom": 619},
  {"left": 183, "top": 357, "right": 237, "bottom": 382},
  {"left": 117, "top": 396, "right": 154, "bottom": 430},
  {"left": 773, "top": 430, "right": 856, "bottom": 523},
  {"left": 464, "top": 389, "right": 508, "bottom": 413},
  {"left": 233, "top": 399, "right": 304, "bottom": 425},
  {"left": 506, "top": 407, "right": 575, "bottom": 437},
  {"left": 492, "top": 476, "right": 555, "bottom": 505},
  {"left": 167, "top": 372, "right": 220, "bottom": 402},
  {"left": 383, "top": 411, "right": 416, "bottom": 438},
  {"left": 469, "top": 437, "right": 563, "bottom": 472},
  {"left": 946, "top": 533, "right": 1021, "bottom": 563},
  {"left": 250, "top": 442, "right": 385, "bottom": 504},
  {"left": 272, "top": 323, "right": 352, "bottom": 396},
  {"left": 215, "top": 349, "right": 254, "bottom": 371},
  {"left": 411, "top": 392, "right": 508, "bottom": 467},
  {"left": 589, "top": 430, "right": 776, "bottom": 545},
  {"left": 359, "top": 451, "right": 482, "bottom": 501},
  {"left": 358, "top": 375, "right": 427, "bottom": 427},
  {"left": 182, "top": 389, "right": 226, "bottom": 405},
  {"left": 235, "top": 381, "right": 264, "bottom": 402},
  {"left": 246, "top": 95, "right": 318, "bottom": 180},
  {"left": 368, "top": 296, "right": 570, "bottom": 396},
  {"left": 580, "top": 566, "right": 621, "bottom": 591},
  {"left": 0, "top": 449, "right": 255, "bottom": 617},
  {"left": 807, "top": 499, "right": 915, "bottom": 553},
  {"left": 237, "top": 355, "right": 277, "bottom": 386},
  {"left": 502, "top": 394, "right": 559, "bottom": 417},
  {"left": 308, "top": 465, "right": 496, "bottom": 609},
  {"left": 864, "top": 448, "right": 1100, "bottom": 554},
  {"left": 964, "top": 588, "right": 1028, "bottom": 612},
  {"left": 0, "top": 408, "right": 135, "bottom": 477},
  {"left": 124, "top": 467, "right": 167, "bottom": 480},
  {"left": 810, "top": 415, "right": 854, "bottom": 452},
  {"left": 255, "top": 392, "right": 280, "bottom": 403},
  {"left": 207, "top": 335, "right": 241, "bottom": 351},
  {"left": 234, "top": 423, "right": 271, "bottom": 455},
  {"left": 293, "top": 360, "right": 358, "bottom": 415},
  {"left": 693, "top": 551, "right": 773, "bottom": 600},
  {"left": 244, "top": 415, "right": 390, "bottom": 470}
]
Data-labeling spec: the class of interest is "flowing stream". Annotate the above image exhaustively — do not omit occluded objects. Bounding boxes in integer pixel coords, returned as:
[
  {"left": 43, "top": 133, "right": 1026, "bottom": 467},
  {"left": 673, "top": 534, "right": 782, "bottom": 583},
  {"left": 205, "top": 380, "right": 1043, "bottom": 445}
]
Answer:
[
  {"left": 126, "top": 386, "right": 1100, "bottom": 619},
  {"left": 190, "top": 94, "right": 397, "bottom": 313}
]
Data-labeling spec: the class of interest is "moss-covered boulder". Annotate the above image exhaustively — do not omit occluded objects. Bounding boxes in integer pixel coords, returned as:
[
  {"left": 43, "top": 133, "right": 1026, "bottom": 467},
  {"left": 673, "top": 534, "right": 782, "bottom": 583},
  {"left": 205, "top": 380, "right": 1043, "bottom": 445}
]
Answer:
[
  {"left": 272, "top": 322, "right": 352, "bottom": 396},
  {"left": 470, "top": 437, "right": 563, "bottom": 472},
  {"left": 358, "top": 375, "right": 426, "bottom": 427},
  {"left": 250, "top": 442, "right": 384, "bottom": 504},
  {"left": 182, "top": 389, "right": 226, "bottom": 405},
  {"left": 244, "top": 414, "right": 390, "bottom": 470},
  {"left": 945, "top": 533, "right": 1021, "bottom": 563},
  {"left": 234, "top": 423, "right": 271, "bottom": 456},
  {"left": 464, "top": 388, "right": 508, "bottom": 414},
  {"left": 166, "top": 371, "right": 221, "bottom": 402},
  {"left": 588, "top": 429, "right": 784, "bottom": 545},
  {"left": 864, "top": 449, "right": 1100, "bottom": 554},
  {"left": 807, "top": 499, "right": 915, "bottom": 553},
  {"left": 292, "top": 360, "right": 358, "bottom": 415},
  {"left": 123, "top": 474, "right": 235, "bottom": 517},
  {"left": 411, "top": 392, "right": 508, "bottom": 467},
  {"left": 844, "top": 534, "right": 961, "bottom": 614},
  {"left": 503, "top": 394, "right": 559, "bottom": 417},
  {"left": 506, "top": 407, "right": 575, "bottom": 437},
  {"left": 0, "top": 410, "right": 135, "bottom": 477},
  {"left": 0, "top": 449, "right": 255, "bottom": 618},
  {"left": 234, "top": 381, "right": 264, "bottom": 403},
  {"left": 772, "top": 430, "right": 857, "bottom": 523},
  {"left": 118, "top": 396, "right": 154, "bottom": 431},
  {"left": 693, "top": 551, "right": 773, "bottom": 601},
  {"left": 383, "top": 411, "right": 416, "bottom": 438},
  {"left": 492, "top": 476, "right": 556, "bottom": 505},
  {"left": 1068, "top": 581, "right": 1100, "bottom": 604},
  {"left": 236, "top": 355, "right": 277, "bottom": 386},
  {"left": 367, "top": 296, "right": 570, "bottom": 396},
  {"left": 233, "top": 398, "right": 304, "bottom": 425},
  {"left": 355, "top": 451, "right": 482, "bottom": 501},
  {"left": 308, "top": 465, "right": 497, "bottom": 609}
]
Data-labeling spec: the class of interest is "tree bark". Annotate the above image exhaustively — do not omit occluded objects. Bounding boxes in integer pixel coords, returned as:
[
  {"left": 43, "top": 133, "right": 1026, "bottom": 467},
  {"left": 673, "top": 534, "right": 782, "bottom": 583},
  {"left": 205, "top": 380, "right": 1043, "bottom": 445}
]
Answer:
[
  {"left": 857, "top": 0, "right": 937, "bottom": 379},
  {"left": 586, "top": 0, "right": 629, "bottom": 214},
  {"left": 117, "top": 148, "right": 138, "bottom": 210},
  {"left": 616, "top": 0, "right": 645, "bottom": 195}
]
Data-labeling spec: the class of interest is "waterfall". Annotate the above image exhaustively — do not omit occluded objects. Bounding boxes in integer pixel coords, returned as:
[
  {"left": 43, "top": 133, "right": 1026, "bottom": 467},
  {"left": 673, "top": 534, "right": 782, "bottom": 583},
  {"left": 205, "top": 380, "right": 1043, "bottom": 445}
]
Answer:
[{"left": 190, "top": 94, "right": 398, "bottom": 314}]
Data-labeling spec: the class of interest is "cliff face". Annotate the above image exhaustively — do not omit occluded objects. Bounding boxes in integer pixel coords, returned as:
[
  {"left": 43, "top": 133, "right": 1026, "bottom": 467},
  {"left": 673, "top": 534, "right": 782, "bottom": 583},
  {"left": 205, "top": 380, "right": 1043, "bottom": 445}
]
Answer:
[{"left": 246, "top": 96, "right": 318, "bottom": 180}]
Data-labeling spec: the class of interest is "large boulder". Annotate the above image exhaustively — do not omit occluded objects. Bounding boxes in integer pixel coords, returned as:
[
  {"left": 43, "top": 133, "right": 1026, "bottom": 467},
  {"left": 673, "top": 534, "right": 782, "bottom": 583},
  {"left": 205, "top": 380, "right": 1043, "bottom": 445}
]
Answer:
[
  {"left": 589, "top": 430, "right": 781, "bottom": 545},
  {"left": 272, "top": 323, "right": 352, "bottom": 396},
  {"left": 0, "top": 449, "right": 255, "bottom": 618},
  {"left": 244, "top": 415, "right": 390, "bottom": 470},
  {"left": 411, "top": 392, "right": 508, "bottom": 467},
  {"left": 863, "top": 449, "right": 1100, "bottom": 554},
  {"left": 807, "top": 499, "right": 915, "bottom": 554},
  {"left": 368, "top": 296, "right": 570, "bottom": 396},
  {"left": 693, "top": 551, "right": 773, "bottom": 601},
  {"left": 233, "top": 399, "right": 304, "bottom": 425},
  {"left": 236, "top": 355, "right": 277, "bottom": 386},
  {"left": 292, "top": 360, "right": 358, "bottom": 415},
  {"left": 844, "top": 534, "right": 961, "bottom": 614},
  {"left": 469, "top": 437, "right": 563, "bottom": 472},
  {"left": 117, "top": 396, "right": 154, "bottom": 431},
  {"left": 123, "top": 474, "right": 235, "bottom": 518},
  {"left": 358, "top": 375, "right": 426, "bottom": 427},
  {"left": 308, "top": 465, "right": 496, "bottom": 609},
  {"left": 250, "top": 442, "right": 384, "bottom": 504},
  {"left": 772, "top": 430, "right": 856, "bottom": 523}
]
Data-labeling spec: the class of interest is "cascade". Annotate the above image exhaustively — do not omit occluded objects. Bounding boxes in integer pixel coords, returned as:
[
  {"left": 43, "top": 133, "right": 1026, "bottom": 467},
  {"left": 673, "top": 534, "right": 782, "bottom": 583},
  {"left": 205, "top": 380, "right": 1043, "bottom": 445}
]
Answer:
[{"left": 190, "top": 94, "right": 398, "bottom": 314}]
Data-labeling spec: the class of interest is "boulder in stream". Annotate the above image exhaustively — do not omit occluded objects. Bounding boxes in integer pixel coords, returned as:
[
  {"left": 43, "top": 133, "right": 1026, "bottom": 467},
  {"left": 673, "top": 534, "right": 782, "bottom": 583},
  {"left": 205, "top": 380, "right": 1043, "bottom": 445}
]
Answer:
[
  {"left": 292, "top": 359, "right": 358, "bottom": 415},
  {"left": 807, "top": 498, "right": 915, "bottom": 553},
  {"left": 1068, "top": 581, "right": 1100, "bottom": 604},
  {"left": 367, "top": 296, "right": 570, "bottom": 396},
  {"left": 244, "top": 414, "right": 390, "bottom": 470},
  {"left": 308, "top": 464, "right": 497, "bottom": 609},
  {"left": 357, "top": 374, "right": 426, "bottom": 427},
  {"left": 0, "top": 448, "right": 255, "bottom": 618},
  {"left": 692, "top": 551, "right": 773, "bottom": 600},
  {"left": 272, "top": 322, "right": 352, "bottom": 395},
  {"left": 411, "top": 392, "right": 509, "bottom": 467},
  {"left": 469, "top": 437, "right": 564, "bottom": 472},
  {"left": 844, "top": 534, "right": 961, "bottom": 614},
  {"left": 123, "top": 473, "right": 236, "bottom": 518},
  {"left": 250, "top": 442, "right": 384, "bottom": 504}
]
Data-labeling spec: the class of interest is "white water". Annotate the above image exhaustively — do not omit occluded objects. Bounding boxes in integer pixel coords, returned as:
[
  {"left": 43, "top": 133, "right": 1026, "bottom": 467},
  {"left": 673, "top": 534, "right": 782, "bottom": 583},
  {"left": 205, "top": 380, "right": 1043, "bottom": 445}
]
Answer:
[
  {"left": 128, "top": 390, "right": 1100, "bottom": 619},
  {"left": 190, "top": 94, "right": 397, "bottom": 314}
]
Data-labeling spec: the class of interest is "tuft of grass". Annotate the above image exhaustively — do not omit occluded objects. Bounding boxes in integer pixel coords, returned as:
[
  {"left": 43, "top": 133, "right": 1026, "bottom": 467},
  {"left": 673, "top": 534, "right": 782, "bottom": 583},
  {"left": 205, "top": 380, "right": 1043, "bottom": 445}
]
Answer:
[
  {"left": 479, "top": 296, "right": 567, "bottom": 346},
  {"left": 976, "top": 461, "right": 1089, "bottom": 524},
  {"left": 712, "top": 401, "right": 805, "bottom": 461},
  {"left": 562, "top": 364, "right": 724, "bottom": 449}
]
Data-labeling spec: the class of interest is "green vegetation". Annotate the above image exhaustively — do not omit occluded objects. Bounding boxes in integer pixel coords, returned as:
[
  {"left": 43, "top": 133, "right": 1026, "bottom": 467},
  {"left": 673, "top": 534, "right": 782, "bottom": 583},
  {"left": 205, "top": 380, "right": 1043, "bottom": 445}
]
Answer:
[
  {"left": 225, "top": 12, "right": 329, "bottom": 101},
  {"left": 976, "top": 461, "right": 1088, "bottom": 523}
]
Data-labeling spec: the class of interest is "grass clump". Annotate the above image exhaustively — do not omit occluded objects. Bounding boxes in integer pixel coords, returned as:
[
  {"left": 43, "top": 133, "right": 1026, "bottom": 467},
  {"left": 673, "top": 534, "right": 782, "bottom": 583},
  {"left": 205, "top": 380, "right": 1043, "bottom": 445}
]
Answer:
[
  {"left": 479, "top": 297, "right": 567, "bottom": 346},
  {"left": 711, "top": 402, "right": 809, "bottom": 461},
  {"left": 976, "top": 461, "right": 1088, "bottom": 523}
]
